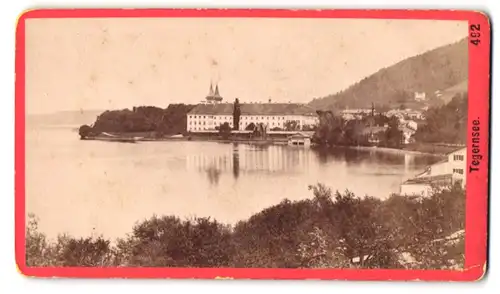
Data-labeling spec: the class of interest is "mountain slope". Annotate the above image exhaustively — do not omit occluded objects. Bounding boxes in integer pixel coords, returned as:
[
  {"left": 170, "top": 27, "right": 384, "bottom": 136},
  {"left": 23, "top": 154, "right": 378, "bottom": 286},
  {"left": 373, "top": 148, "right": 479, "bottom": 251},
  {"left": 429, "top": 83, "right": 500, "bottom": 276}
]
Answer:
[
  {"left": 308, "top": 38, "right": 468, "bottom": 111},
  {"left": 437, "top": 80, "right": 468, "bottom": 104}
]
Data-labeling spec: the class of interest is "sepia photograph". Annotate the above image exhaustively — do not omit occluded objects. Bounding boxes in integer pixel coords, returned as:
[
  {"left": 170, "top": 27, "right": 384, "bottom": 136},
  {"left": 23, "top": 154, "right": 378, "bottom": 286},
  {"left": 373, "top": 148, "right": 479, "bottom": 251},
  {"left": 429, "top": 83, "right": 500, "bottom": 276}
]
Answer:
[{"left": 18, "top": 10, "right": 489, "bottom": 279}]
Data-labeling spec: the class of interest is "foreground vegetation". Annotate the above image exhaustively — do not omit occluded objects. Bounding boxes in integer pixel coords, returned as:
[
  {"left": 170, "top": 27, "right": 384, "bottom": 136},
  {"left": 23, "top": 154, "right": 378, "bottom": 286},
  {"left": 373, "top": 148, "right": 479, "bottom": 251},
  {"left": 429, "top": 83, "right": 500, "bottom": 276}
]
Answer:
[{"left": 26, "top": 183, "right": 465, "bottom": 269}]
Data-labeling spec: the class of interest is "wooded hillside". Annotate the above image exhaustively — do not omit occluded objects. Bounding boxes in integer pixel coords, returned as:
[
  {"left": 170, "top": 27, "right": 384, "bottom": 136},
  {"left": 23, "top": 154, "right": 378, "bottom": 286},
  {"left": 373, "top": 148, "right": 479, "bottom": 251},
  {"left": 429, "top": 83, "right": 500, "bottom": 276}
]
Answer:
[{"left": 308, "top": 38, "right": 468, "bottom": 111}]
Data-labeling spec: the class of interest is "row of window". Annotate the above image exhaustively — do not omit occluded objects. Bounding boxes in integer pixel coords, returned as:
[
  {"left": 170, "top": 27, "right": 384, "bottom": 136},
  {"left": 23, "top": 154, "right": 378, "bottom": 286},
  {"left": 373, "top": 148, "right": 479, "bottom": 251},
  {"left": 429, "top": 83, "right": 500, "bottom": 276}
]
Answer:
[
  {"left": 453, "top": 168, "right": 464, "bottom": 175},
  {"left": 453, "top": 155, "right": 465, "bottom": 161},
  {"left": 189, "top": 121, "right": 290, "bottom": 126},
  {"left": 189, "top": 115, "right": 300, "bottom": 121},
  {"left": 189, "top": 115, "right": 233, "bottom": 119}
]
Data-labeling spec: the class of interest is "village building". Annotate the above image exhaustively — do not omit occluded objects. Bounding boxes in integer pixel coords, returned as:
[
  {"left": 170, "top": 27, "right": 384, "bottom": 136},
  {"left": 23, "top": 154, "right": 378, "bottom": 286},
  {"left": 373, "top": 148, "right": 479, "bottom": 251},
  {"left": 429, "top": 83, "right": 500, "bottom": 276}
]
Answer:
[
  {"left": 341, "top": 108, "right": 373, "bottom": 120},
  {"left": 385, "top": 108, "right": 425, "bottom": 121},
  {"left": 187, "top": 83, "right": 319, "bottom": 132},
  {"left": 287, "top": 132, "right": 313, "bottom": 147},
  {"left": 400, "top": 147, "right": 466, "bottom": 197},
  {"left": 398, "top": 125, "right": 416, "bottom": 144},
  {"left": 414, "top": 91, "right": 427, "bottom": 102}
]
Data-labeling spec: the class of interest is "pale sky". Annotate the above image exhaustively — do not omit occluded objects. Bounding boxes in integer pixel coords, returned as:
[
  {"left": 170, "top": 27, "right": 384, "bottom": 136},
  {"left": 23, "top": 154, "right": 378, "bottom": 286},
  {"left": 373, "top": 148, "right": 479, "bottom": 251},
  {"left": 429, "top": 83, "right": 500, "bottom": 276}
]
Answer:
[{"left": 25, "top": 18, "right": 468, "bottom": 114}]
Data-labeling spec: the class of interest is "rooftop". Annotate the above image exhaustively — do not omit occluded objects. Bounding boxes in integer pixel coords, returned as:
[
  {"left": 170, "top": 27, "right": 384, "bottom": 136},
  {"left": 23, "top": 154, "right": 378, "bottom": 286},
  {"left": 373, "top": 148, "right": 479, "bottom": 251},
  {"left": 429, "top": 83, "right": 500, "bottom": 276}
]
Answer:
[
  {"left": 288, "top": 132, "right": 314, "bottom": 139},
  {"left": 403, "top": 174, "right": 453, "bottom": 185},
  {"left": 446, "top": 147, "right": 467, "bottom": 155},
  {"left": 188, "top": 103, "right": 318, "bottom": 116}
]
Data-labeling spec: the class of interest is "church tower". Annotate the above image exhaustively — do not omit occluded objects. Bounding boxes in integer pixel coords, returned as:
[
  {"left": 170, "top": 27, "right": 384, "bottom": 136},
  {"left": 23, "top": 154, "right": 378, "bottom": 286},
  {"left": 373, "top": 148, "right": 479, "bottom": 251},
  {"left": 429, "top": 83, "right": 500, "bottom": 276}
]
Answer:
[
  {"left": 208, "top": 83, "right": 214, "bottom": 97},
  {"left": 205, "top": 81, "right": 223, "bottom": 104}
]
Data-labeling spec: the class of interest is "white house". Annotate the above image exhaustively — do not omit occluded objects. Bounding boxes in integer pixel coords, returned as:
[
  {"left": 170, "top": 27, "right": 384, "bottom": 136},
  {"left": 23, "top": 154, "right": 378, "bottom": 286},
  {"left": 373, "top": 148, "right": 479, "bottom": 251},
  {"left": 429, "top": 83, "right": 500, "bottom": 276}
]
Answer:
[
  {"left": 400, "top": 147, "right": 466, "bottom": 196},
  {"left": 414, "top": 92, "right": 427, "bottom": 101},
  {"left": 398, "top": 126, "right": 416, "bottom": 145},
  {"left": 385, "top": 109, "right": 425, "bottom": 121},
  {"left": 288, "top": 132, "right": 313, "bottom": 147},
  {"left": 186, "top": 84, "right": 319, "bottom": 132}
]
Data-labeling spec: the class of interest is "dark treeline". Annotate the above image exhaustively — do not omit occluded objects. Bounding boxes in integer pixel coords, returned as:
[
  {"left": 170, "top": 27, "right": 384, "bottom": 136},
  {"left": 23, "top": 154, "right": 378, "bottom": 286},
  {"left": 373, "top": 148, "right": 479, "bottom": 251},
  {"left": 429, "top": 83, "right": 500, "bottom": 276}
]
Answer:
[
  {"left": 312, "top": 111, "right": 404, "bottom": 149},
  {"left": 78, "top": 104, "right": 196, "bottom": 138},
  {"left": 27, "top": 183, "right": 465, "bottom": 269},
  {"left": 414, "top": 93, "right": 468, "bottom": 144},
  {"left": 313, "top": 92, "right": 468, "bottom": 149}
]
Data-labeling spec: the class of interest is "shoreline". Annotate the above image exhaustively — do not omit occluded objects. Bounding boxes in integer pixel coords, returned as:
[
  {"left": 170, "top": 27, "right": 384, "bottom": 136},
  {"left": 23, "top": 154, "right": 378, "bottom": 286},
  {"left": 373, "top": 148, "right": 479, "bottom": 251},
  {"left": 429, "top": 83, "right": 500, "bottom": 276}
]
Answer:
[
  {"left": 347, "top": 145, "right": 446, "bottom": 157},
  {"left": 83, "top": 135, "right": 448, "bottom": 157}
]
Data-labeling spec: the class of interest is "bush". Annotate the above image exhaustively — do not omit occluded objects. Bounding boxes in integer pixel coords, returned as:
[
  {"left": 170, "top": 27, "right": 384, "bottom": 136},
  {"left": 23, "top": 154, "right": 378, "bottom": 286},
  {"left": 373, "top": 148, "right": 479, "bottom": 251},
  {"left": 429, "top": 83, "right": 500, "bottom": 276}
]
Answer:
[
  {"left": 218, "top": 123, "right": 232, "bottom": 140},
  {"left": 26, "top": 184, "right": 465, "bottom": 269},
  {"left": 115, "top": 216, "right": 233, "bottom": 267},
  {"left": 78, "top": 125, "right": 93, "bottom": 139}
]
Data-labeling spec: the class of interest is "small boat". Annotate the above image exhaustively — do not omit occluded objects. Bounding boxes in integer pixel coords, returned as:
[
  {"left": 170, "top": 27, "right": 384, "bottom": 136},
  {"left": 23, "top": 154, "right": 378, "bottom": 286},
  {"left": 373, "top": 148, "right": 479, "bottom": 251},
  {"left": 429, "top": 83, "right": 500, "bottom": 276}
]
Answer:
[
  {"left": 113, "top": 137, "right": 139, "bottom": 143},
  {"left": 93, "top": 132, "right": 142, "bottom": 143}
]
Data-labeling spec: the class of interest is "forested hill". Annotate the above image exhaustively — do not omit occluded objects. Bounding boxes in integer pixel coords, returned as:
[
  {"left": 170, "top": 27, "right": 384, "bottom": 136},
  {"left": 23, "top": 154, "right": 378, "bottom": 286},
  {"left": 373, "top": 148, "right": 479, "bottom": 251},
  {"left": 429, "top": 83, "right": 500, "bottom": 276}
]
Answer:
[{"left": 308, "top": 38, "right": 468, "bottom": 111}]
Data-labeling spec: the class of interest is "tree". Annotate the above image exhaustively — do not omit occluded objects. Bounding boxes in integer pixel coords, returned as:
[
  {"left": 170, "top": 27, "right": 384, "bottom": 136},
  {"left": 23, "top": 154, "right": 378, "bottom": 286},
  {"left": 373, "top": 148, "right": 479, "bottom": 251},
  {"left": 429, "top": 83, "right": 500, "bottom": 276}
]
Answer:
[
  {"left": 384, "top": 117, "right": 403, "bottom": 148},
  {"left": 219, "top": 122, "right": 232, "bottom": 140},
  {"left": 313, "top": 111, "right": 344, "bottom": 146},
  {"left": 301, "top": 124, "right": 317, "bottom": 131},
  {"left": 343, "top": 120, "right": 366, "bottom": 146},
  {"left": 284, "top": 120, "right": 300, "bottom": 131},
  {"left": 414, "top": 93, "right": 468, "bottom": 144},
  {"left": 233, "top": 98, "right": 241, "bottom": 131},
  {"left": 115, "top": 216, "right": 233, "bottom": 267},
  {"left": 25, "top": 183, "right": 465, "bottom": 269},
  {"left": 245, "top": 123, "right": 256, "bottom": 131},
  {"left": 89, "top": 104, "right": 196, "bottom": 136},
  {"left": 78, "top": 125, "right": 93, "bottom": 139},
  {"left": 59, "top": 237, "right": 114, "bottom": 267},
  {"left": 307, "top": 184, "right": 397, "bottom": 268}
]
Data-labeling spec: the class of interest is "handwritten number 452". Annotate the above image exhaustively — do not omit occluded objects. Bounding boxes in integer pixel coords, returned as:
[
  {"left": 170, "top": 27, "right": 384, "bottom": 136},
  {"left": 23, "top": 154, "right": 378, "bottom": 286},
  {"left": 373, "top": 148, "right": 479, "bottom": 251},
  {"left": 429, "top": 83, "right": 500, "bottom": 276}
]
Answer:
[{"left": 470, "top": 24, "right": 481, "bottom": 46}]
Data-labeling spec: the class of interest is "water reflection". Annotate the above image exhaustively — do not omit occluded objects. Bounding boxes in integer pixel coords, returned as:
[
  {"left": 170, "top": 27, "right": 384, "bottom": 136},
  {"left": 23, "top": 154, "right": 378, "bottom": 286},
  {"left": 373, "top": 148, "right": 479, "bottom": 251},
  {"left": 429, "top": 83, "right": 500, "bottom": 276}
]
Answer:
[
  {"left": 313, "top": 146, "right": 439, "bottom": 167},
  {"left": 206, "top": 165, "right": 221, "bottom": 185},
  {"left": 232, "top": 144, "right": 240, "bottom": 179},
  {"left": 187, "top": 144, "right": 441, "bottom": 186},
  {"left": 186, "top": 144, "right": 315, "bottom": 182}
]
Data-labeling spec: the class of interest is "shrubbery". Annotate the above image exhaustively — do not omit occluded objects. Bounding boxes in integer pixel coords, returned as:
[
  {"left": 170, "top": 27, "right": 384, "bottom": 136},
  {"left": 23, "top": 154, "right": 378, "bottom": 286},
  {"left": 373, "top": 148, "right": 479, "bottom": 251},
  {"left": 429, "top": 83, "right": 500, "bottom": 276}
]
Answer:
[
  {"left": 312, "top": 111, "right": 403, "bottom": 149},
  {"left": 79, "top": 104, "right": 196, "bottom": 137},
  {"left": 26, "top": 183, "right": 465, "bottom": 269},
  {"left": 414, "top": 93, "right": 468, "bottom": 144}
]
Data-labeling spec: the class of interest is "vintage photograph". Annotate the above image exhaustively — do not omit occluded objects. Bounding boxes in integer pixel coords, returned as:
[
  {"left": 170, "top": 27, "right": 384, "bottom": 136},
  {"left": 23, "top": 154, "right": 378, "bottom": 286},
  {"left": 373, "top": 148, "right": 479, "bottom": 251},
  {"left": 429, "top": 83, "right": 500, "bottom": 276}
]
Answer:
[{"left": 25, "top": 16, "right": 469, "bottom": 270}]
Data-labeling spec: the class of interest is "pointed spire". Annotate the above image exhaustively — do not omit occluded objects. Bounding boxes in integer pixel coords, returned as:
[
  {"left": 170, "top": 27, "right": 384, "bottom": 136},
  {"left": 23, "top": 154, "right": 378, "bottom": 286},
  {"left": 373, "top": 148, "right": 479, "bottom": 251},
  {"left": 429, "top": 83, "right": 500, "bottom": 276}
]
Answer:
[
  {"left": 214, "top": 84, "right": 220, "bottom": 97},
  {"left": 208, "top": 82, "right": 214, "bottom": 96}
]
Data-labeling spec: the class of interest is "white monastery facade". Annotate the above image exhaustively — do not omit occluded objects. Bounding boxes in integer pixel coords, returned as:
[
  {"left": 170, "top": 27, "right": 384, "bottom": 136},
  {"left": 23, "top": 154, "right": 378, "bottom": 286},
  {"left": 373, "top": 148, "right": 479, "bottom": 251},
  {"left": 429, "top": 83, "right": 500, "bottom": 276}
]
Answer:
[{"left": 187, "top": 83, "right": 319, "bottom": 132}]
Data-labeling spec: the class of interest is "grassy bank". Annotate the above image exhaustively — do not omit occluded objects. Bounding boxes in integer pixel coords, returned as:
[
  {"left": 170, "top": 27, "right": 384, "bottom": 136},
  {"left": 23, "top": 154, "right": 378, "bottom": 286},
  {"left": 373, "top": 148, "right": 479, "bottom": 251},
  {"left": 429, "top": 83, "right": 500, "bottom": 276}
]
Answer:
[{"left": 26, "top": 183, "right": 465, "bottom": 269}]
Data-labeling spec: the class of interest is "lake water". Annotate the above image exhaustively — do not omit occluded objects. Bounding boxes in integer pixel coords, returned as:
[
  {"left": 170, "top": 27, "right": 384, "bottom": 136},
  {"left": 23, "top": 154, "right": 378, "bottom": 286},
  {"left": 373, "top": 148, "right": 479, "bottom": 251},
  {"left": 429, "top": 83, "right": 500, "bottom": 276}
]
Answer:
[{"left": 26, "top": 125, "right": 439, "bottom": 240}]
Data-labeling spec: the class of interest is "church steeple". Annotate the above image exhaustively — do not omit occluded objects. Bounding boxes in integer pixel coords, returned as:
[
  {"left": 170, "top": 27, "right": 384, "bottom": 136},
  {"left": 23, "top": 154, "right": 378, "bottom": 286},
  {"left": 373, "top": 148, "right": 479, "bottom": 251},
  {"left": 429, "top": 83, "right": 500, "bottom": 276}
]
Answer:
[
  {"left": 214, "top": 84, "right": 220, "bottom": 97},
  {"left": 208, "top": 82, "right": 214, "bottom": 96},
  {"left": 205, "top": 81, "right": 223, "bottom": 104}
]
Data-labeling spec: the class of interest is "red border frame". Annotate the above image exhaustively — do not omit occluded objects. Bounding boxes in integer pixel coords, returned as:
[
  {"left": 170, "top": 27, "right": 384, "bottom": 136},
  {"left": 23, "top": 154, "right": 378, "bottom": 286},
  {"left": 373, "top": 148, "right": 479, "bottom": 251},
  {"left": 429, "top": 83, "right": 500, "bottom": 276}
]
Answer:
[{"left": 15, "top": 8, "right": 490, "bottom": 281}]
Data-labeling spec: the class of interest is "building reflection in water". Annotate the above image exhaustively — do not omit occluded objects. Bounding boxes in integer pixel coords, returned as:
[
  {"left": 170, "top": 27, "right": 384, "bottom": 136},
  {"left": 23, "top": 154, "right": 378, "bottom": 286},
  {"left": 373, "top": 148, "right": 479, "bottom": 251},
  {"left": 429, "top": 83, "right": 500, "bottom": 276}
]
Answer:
[
  {"left": 186, "top": 143, "right": 315, "bottom": 184},
  {"left": 185, "top": 144, "right": 439, "bottom": 186},
  {"left": 313, "top": 146, "right": 431, "bottom": 169},
  {"left": 232, "top": 143, "right": 240, "bottom": 179},
  {"left": 205, "top": 164, "right": 221, "bottom": 185}
]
